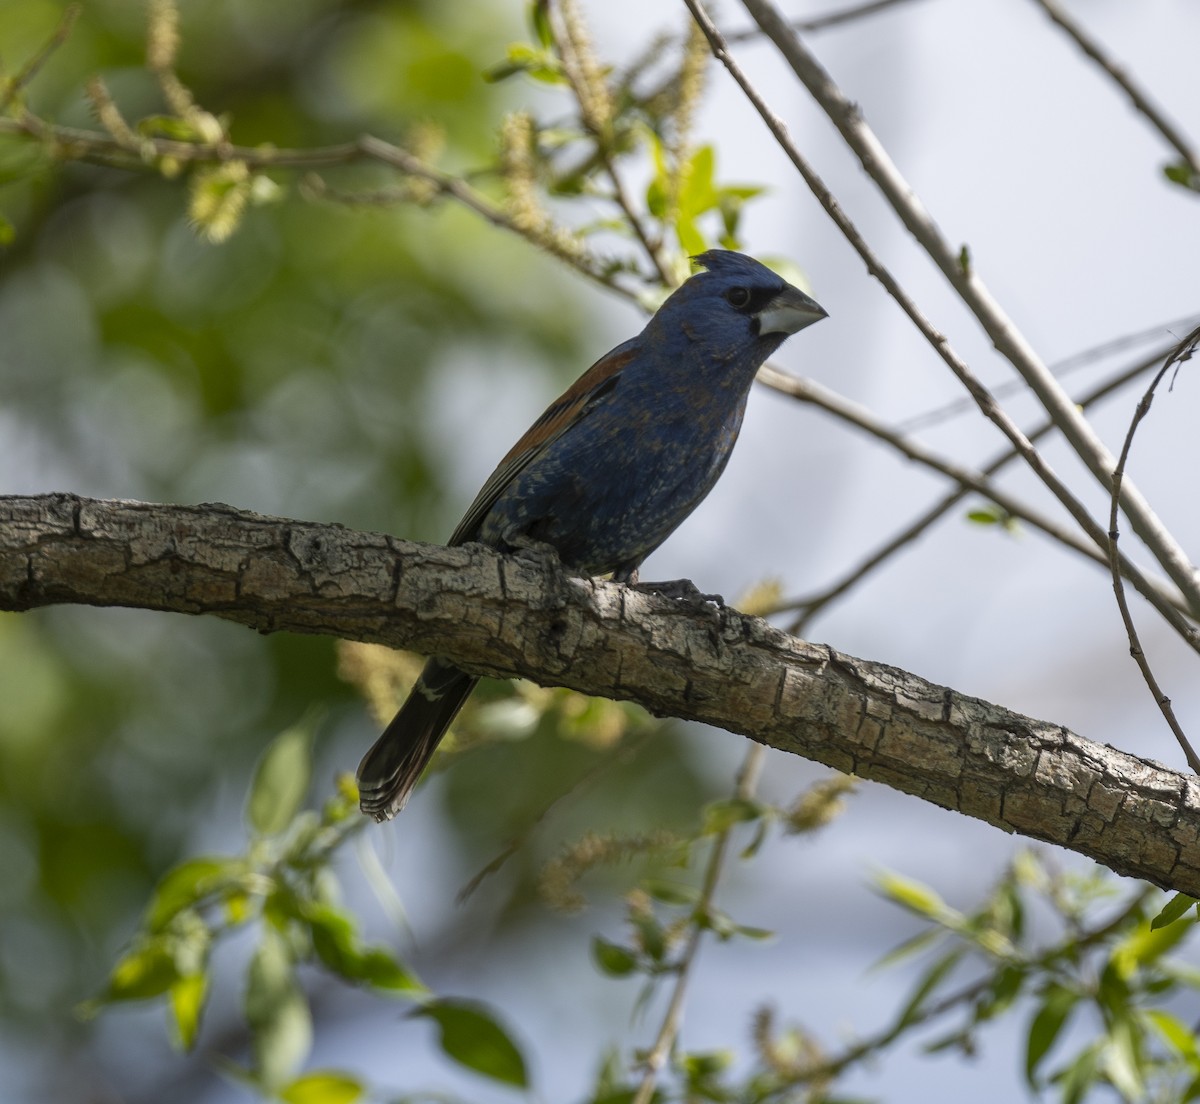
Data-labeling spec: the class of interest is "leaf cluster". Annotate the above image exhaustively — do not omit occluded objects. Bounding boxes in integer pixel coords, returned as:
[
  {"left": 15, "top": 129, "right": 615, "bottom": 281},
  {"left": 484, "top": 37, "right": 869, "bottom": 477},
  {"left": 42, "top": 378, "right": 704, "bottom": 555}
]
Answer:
[{"left": 82, "top": 721, "right": 531, "bottom": 1101}]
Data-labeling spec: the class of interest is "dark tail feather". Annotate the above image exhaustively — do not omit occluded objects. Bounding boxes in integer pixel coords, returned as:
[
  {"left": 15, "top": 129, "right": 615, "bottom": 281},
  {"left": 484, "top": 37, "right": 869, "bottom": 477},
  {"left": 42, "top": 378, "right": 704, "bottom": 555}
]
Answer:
[{"left": 356, "top": 658, "right": 479, "bottom": 821}]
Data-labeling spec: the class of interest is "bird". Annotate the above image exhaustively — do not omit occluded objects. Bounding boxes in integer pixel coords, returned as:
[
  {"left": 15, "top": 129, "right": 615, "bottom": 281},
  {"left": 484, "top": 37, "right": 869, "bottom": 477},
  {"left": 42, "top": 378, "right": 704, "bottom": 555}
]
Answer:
[{"left": 357, "top": 249, "right": 827, "bottom": 820}]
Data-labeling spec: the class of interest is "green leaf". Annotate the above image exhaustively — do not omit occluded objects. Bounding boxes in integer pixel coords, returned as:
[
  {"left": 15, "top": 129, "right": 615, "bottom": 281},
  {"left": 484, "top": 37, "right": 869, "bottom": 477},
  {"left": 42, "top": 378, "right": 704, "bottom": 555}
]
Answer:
[
  {"left": 1111, "top": 914, "right": 1194, "bottom": 977},
  {"left": 992, "top": 882, "right": 1025, "bottom": 942},
  {"left": 138, "top": 114, "right": 212, "bottom": 142},
  {"left": 677, "top": 145, "right": 717, "bottom": 219},
  {"left": 305, "top": 903, "right": 427, "bottom": 997},
  {"left": 280, "top": 1071, "right": 365, "bottom": 1104},
  {"left": 1025, "top": 984, "right": 1078, "bottom": 1086},
  {"left": 966, "top": 503, "right": 1020, "bottom": 533},
  {"left": 245, "top": 930, "right": 312, "bottom": 1091},
  {"left": 872, "top": 926, "right": 942, "bottom": 972},
  {"left": 413, "top": 999, "right": 529, "bottom": 1088},
  {"left": 483, "top": 43, "right": 563, "bottom": 85},
  {"left": 717, "top": 184, "right": 767, "bottom": 202},
  {"left": 642, "top": 879, "right": 699, "bottom": 906},
  {"left": 528, "top": 0, "right": 553, "bottom": 48},
  {"left": 248, "top": 718, "right": 315, "bottom": 836},
  {"left": 732, "top": 923, "right": 775, "bottom": 941},
  {"left": 592, "top": 937, "right": 639, "bottom": 978},
  {"left": 1097, "top": 960, "right": 1132, "bottom": 1018},
  {"left": 645, "top": 131, "right": 670, "bottom": 220},
  {"left": 169, "top": 972, "right": 208, "bottom": 1052},
  {"left": 1164, "top": 162, "right": 1200, "bottom": 192},
  {"left": 0, "top": 134, "right": 53, "bottom": 186},
  {"left": 923, "top": 1029, "right": 973, "bottom": 1055},
  {"left": 304, "top": 902, "right": 357, "bottom": 965},
  {"left": 102, "top": 938, "right": 181, "bottom": 1003},
  {"left": 874, "top": 871, "right": 951, "bottom": 922},
  {"left": 681, "top": 1048, "right": 733, "bottom": 1080},
  {"left": 0, "top": 213, "right": 13, "bottom": 246},
  {"left": 147, "top": 856, "right": 238, "bottom": 931},
  {"left": 1103, "top": 1013, "right": 1145, "bottom": 1101},
  {"left": 739, "top": 819, "right": 769, "bottom": 860},
  {"left": 631, "top": 911, "right": 666, "bottom": 963},
  {"left": 482, "top": 60, "right": 528, "bottom": 83},
  {"left": 974, "top": 964, "right": 1025, "bottom": 1022},
  {"left": 701, "top": 797, "right": 766, "bottom": 835},
  {"left": 674, "top": 214, "right": 707, "bottom": 259},
  {"left": 1150, "top": 892, "right": 1197, "bottom": 930},
  {"left": 1144, "top": 1008, "right": 1200, "bottom": 1060},
  {"left": 698, "top": 905, "right": 737, "bottom": 940},
  {"left": 354, "top": 948, "right": 427, "bottom": 994}
]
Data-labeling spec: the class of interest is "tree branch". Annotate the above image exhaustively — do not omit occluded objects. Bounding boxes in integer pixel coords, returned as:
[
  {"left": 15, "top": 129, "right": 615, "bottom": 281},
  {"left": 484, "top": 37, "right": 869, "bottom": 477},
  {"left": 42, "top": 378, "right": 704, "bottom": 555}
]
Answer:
[{"left": 4, "top": 493, "right": 1200, "bottom": 894}]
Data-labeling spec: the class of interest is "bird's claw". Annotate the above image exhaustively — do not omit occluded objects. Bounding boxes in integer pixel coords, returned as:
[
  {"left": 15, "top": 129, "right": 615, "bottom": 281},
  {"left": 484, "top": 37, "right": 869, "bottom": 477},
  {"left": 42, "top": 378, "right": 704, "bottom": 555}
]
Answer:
[{"left": 631, "top": 578, "right": 725, "bottom": 608}]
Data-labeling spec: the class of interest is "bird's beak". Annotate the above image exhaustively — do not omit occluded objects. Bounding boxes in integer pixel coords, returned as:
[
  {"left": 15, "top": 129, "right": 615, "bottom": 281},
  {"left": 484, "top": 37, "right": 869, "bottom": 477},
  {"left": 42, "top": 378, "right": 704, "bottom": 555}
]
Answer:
[{"left": 756, "top": 285, "right": 828, "bottom": 336}]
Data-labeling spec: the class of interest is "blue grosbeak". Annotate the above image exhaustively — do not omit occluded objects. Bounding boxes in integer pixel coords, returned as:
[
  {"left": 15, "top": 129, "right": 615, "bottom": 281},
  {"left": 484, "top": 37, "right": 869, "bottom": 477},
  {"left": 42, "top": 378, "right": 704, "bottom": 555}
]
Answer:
[{"left": 357, "top": 250, "right": 826, "bottom": 820}]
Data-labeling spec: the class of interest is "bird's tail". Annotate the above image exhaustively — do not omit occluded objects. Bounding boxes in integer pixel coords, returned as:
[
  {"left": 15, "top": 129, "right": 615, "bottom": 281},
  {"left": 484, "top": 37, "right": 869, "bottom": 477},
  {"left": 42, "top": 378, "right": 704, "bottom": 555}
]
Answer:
[{"left": 356, "top": 657, "right": 479, "bottom": 821}]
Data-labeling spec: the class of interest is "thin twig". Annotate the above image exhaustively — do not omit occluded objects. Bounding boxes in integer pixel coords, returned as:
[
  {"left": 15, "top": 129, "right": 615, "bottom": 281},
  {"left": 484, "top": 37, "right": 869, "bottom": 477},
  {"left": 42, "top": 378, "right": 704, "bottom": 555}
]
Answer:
[
  {"left": 729, "top": 0, "right": 1200, "bottom": 614},
  {"left": 0, "top": 3, "right": 80, "bottom": 113},
  {"left": 682, "top": 0, "right": 1199, "bottom": 642},
  {"left": 1029, "top": 0, "right": 1200, "bottom": 184},
  {"left": 1107, "top": 326, "right": 1200, "bottom": 774},
  {"left": 728, "top": 0, "right": 927, "bottom": 41},
  {"left": 612, "top": 0, "right": 924, "bottom": 158},
  {"left": 632, "top": 743, "right": 767, "bottom": 1104},
  {"left": 0, "top": 111, "right": 638, "bottom": 301},
  {"left": 760, "top": 368, "right": 1113, "bottom": 575},
  {"left": 899, "top": 312, "right": 1200, "bottom": 435}
]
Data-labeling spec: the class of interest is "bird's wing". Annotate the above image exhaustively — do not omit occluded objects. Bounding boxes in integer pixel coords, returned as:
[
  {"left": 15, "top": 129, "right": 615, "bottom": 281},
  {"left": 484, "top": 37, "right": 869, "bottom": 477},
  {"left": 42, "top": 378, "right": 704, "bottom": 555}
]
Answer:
[{"left": 449, "top": 341, "right": 639, "bottom": 546}]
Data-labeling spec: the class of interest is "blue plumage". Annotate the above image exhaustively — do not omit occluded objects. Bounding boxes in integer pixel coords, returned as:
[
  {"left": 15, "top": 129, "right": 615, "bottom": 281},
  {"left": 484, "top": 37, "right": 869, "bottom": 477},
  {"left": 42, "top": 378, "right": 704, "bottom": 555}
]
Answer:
[{"left": 358, "top": 250, "right": 827, "bottom": 820}]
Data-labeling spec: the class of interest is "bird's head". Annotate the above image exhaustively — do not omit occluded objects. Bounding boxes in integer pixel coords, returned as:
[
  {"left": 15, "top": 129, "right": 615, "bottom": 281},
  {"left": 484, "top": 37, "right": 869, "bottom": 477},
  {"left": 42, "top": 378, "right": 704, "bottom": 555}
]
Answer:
[{"left": 650, "top": 250, "right": 827, "bottom": 356}]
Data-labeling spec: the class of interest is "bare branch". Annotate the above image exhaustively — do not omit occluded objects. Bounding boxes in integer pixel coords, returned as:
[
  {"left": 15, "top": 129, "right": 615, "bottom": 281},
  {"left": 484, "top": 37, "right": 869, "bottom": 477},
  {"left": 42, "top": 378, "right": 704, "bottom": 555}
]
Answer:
[
  {"left": 727, "top": 0, "right": 929, "bottom": 41},
  {"left": 1108, "top": 326, "right": 1200, "bottom": 773},
  {"left": 5, "top": 493, "right": 1200, "bottom": 893},
  {"left": 0, "top": 114, "right": 636, "bottom": 300},
  {"left": 0, "top": 3, "right": 80, "bottom": 112},
  {"left": 1029, "top": 0, "right": 1200, "bottom": 185},
  {"left": 899, "top": 313, "right": 1200, "bottom": 435}
]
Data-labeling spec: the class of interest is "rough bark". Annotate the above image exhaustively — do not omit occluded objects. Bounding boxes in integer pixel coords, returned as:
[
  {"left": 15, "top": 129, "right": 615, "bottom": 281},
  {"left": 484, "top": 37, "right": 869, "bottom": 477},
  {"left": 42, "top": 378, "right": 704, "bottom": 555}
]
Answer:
[{"left": 2, "top": 493, "right": 1198, "bottom": 894}]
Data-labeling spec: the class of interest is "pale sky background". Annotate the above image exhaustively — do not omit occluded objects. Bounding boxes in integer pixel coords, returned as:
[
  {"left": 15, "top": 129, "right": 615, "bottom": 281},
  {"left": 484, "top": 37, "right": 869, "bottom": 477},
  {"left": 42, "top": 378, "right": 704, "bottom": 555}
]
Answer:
[{"left": 5, "top": 1, "right": 1200, "bottom": 1101}]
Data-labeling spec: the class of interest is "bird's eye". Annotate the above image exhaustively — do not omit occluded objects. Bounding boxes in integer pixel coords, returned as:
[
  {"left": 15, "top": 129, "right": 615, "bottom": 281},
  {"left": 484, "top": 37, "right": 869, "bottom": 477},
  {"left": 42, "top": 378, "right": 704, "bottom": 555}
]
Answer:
[{"left": 725, "top": 286, "right": 751, "bottom": 309}]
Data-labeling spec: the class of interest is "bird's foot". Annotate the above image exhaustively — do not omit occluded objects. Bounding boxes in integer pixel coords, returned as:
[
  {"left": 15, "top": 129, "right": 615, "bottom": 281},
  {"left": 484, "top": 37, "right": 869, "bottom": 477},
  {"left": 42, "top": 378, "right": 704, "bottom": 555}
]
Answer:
[{"left": 631, "top": 578, "right": 725, "bottom": 608}]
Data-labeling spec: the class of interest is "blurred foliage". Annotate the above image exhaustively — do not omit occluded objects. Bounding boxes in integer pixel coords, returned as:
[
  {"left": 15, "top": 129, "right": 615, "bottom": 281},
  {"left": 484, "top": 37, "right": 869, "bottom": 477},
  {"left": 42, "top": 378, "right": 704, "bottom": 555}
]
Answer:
[
  {"left": 4, "top": 3, "right": 1200, "bottom": 1104},
  {"left": 0, "top": 0, "right": 601, "bottom": 1098}
]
